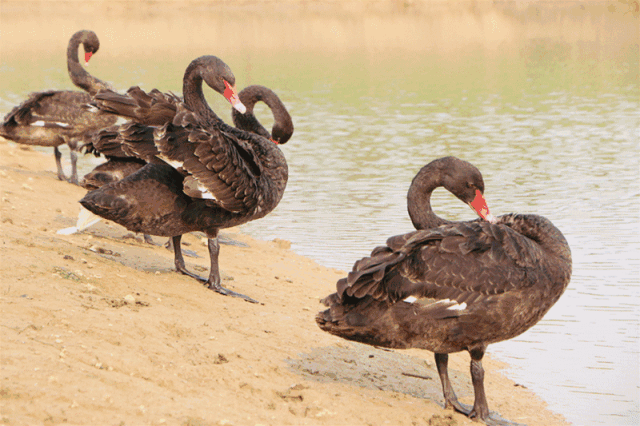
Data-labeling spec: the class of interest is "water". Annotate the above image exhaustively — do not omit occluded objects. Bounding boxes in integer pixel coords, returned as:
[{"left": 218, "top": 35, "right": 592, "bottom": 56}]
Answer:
[{"left": 1, "top": 2, "right": 638, "bottom": 424}]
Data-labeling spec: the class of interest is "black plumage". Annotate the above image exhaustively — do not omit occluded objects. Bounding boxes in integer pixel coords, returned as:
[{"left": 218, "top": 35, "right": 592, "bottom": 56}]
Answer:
[
  {"left": 317, "top": 156, "right": 572, "bottom": 425},
  {"left": 81, "top": 56, "right": 292, "bottom": 303},
  {"left": 0, "top": 30, "right": 117, "bottom": 184},
  {"left": 80, "top": 85, "right": 293, "bottom": 245}
]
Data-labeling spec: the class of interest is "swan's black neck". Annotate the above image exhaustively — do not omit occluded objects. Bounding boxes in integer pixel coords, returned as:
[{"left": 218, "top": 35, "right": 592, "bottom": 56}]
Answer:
[
  {"left": 182, "top": 58, "right": 225, "bottom": 127},
  {"left": 407, "top": 161, "right": 450, "bottom": 230},
  {"left": 66, "top": 30, "right": 110, "bottom": 96},
  {"left": 262, "top": 92, "right": 293, "bottom": 144},
  {"left": 232, "top": 85, "right": 293, "bottom": 144},
  {"left": 407, "top": 157, "right": 487, "bottom": 230},
  {"left": 254, "top": 89, "right": 292, "bottom": 139},
  {"left": 232, "top": 86, "right": 270, "bottom": 139},
  {"left": 232, "top": 108, "right": 270, "bottom": 140}
]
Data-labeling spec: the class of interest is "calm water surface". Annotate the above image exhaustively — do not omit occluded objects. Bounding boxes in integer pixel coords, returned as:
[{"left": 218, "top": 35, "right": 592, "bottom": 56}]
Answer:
[{"left": 1, "top": 2, "right": 638, "bottom": 424}]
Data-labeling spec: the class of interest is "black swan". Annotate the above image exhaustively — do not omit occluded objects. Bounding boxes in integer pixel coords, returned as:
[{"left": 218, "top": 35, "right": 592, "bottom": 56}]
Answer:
[
  {"left": 75, "top": 85, "right": 293, "bottom": 248},
  {"left": 80, "top": 56, "right": 291, "bottom": 304},
  {"left": 81, "top": 84, "right": 293, "bottom": 189},
  {"left": 316, "top": 156, "right": 572, "bottom": 425},
  {"left": 0, "top": 30, "right": 117, "bottom": 184}
]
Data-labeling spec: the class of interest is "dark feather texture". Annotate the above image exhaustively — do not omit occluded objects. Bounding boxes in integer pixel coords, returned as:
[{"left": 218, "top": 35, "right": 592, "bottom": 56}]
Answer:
[
  {"left": 80, "top": 56, "right": 293, "bottom": 303},
  {"left": 92, "top": 87, "right": 182, "bottom": 126},
  {"left": 0, "top": 30, "right": 116, "bottom": 183},
  {"left": 317, "top": 157, "right": 571, "bottom": 424}
]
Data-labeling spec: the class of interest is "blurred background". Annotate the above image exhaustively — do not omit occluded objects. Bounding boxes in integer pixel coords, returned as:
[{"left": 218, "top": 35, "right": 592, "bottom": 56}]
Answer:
[{"left": 1, "top": 1, "right": 638, "bottom": 424}]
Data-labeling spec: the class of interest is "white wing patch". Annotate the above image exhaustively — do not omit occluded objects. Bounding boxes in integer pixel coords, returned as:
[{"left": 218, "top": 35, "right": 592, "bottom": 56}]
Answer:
[
  {"left": 157, "top": 155, "right": 183, "bottom": 170},
  {"left": 182, "top": 176, "right": 219, "bottom": 201},
  {"left": 402, "top": 297, "right": 467, "bottom": 311},
  {"left": 447, "top": 302, "right": 467, "bottom": 311},
  {"left": 197, "top": 183, "right": 217, "bottom": 200},
  {"left": 32, "top": 120, "right": 70, "bottom": 128}
]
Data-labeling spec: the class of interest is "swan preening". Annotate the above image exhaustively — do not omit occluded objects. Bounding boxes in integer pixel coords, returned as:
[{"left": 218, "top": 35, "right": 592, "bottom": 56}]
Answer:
[
  {"left": 0, "top": 30, "right": 117, "bottom": 184},
  {"left": 317, "top": 156, "right": 571, "bottom": 425}
]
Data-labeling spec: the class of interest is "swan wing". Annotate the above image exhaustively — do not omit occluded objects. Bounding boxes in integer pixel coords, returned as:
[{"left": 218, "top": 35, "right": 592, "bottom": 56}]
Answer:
[
  {"left": 154, "top": 107, "right": 262, "bottom": 213},
  {"left": 338, "top": 221, "right": 546, "bottom": 306},
  {"left": 3, "top": 91, "right": 93, "bottom": 128},
  {"left": 84, "top": 122, "right": 159, "bottom": 161},
  {"left": 92, "top": 87, "right": 181, "bottom": 126}
]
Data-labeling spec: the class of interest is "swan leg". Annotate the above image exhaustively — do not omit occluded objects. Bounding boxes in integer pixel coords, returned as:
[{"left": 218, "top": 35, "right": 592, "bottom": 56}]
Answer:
[
  {"left": 172, "top": 235, "right": 208, "bottom": 283},
  {"left": 435, "top": 348, "right": 521, "bottom": 426},
  {"left": 435, "top": 353, "right": 473, "bottom": 414},
  {"left": 172, "top": 235, "right": 257, "bottom": 303},
  {"left": 54, "top": 146, "right": 66, "bottom": 181},
  {"left": 467, "top": 346, "right": 523, "bottom": 426},
  {"left": 165, "top": 236, "right": 199, "bottom": 257},
  {"left": 468, "top": 346, "right": 491, "bottom": 421},
  {"left": 68, "top": 148, "right": 79, "bottom": 185},
  {"left": 205, "top": 236, "right": 259, "bottom": 304}
]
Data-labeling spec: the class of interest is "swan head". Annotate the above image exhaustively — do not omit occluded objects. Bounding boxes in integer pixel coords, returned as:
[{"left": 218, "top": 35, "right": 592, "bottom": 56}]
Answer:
[
  {"left": 271, "top": 123, "right": 293, "bottom": 145},
  {"left": 434, "top": 156, "right": 497, "bottom": 223},
  {"left": 191, "top": 55, "right": 247, "bottom": 113},
  {"left": 79, "top": 30, "right": 100, "bottom": 66}
]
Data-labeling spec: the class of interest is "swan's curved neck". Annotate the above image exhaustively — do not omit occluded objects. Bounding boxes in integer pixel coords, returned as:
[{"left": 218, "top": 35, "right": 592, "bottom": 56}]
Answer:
[
  {"left": 182, "top": 67, "right": 223, "bottom": 126},
  {"left": 407, "top": 163, "right": 449, "bottom": 230},
  {"left": 233, "top": 109, "right": 271, "bottom": 139},
  {"left": 259, "top": 93, "right": 290, "bottom": 132},
  {"left": 232, "top": 87, "right": 293, "bottom": 144},
  {"left": 66, "top": 32, "right": 110, "bottom": 96},
  {"left": 232, "top": 90, "right": 270, "bottom": 138}
]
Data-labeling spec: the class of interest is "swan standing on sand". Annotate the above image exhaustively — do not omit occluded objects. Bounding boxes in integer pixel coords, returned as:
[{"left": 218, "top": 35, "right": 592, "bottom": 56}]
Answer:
[
  {"left": 71, "top": 84, "right": 293, "bottom": 249},
  {"left": 0, "top": 30, "right": 117, "bottom": 184},
  {"left": 79, "top": 56, "right": 292, "bottom": 304},
  {"left": 317, "top": 156, "right": 572, "bottom": 425}
]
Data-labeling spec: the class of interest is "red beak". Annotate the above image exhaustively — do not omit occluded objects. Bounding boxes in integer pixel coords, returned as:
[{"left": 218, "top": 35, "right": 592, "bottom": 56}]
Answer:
[
  {"left": 84, "top": 51, "right": 93, "bottom": 65},
  {"left": 469, "top": 189, "right": 497, "bottom": 223},
  {"left": 223, "top": 80, "right": 246, "bottom": 114}
]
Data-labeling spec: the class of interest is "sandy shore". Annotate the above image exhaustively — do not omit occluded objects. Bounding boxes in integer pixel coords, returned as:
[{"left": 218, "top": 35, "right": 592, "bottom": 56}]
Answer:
[{"left": 0, "top": 140, "right": 569, "bottom": 425}]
